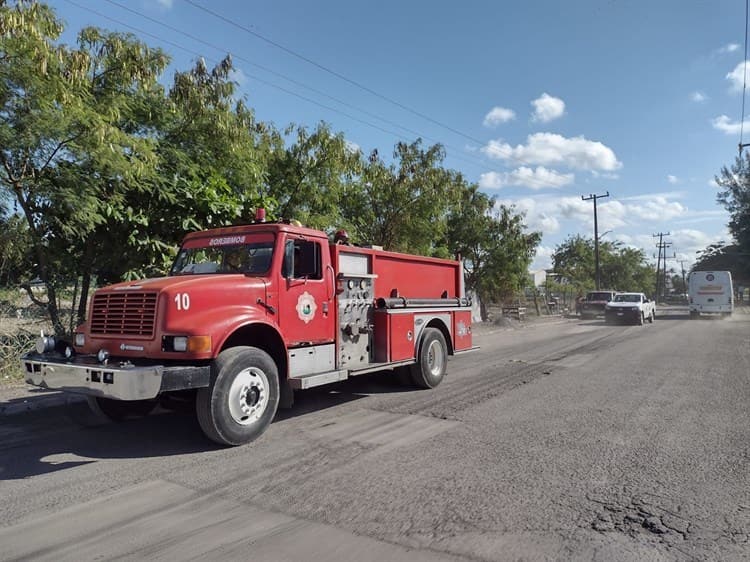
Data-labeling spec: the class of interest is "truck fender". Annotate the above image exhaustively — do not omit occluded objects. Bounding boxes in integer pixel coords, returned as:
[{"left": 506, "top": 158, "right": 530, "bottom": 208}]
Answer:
[
  {"left": 415, "top": 316, "right": 454, "bottom": 356},
  {"left": 218, "top": 322, "right": 293, "bottom": 408}
]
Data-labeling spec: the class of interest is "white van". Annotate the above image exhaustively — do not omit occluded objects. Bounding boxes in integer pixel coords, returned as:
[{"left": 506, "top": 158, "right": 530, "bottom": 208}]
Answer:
[{"left": 688, "top": 270, "right": 733, "bottom": 318}]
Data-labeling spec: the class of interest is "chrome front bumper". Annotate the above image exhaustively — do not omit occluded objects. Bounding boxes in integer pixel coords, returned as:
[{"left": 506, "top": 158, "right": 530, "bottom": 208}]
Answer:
[{"left": 22, "top": 353, "right": 210, "bottom": 400}]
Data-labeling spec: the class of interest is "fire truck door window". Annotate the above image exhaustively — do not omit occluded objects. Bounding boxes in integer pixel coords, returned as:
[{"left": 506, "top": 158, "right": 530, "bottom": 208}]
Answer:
[{"left": 283, "top": 240, "right": 321, "bottom": 280}]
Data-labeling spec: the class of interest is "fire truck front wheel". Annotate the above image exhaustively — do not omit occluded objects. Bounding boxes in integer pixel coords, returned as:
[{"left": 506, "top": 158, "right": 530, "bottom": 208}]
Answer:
[
  {"left": 411, "top": 328, "right": 448, "bottom": 389},
  {"left": 197, "top": 346, "right": 280, "bottom": 446}
]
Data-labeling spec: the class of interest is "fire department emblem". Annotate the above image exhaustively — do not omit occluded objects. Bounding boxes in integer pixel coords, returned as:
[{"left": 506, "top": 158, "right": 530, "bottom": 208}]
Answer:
[{"left": 296, "top": 292, "right": 317, "bottom": 323}]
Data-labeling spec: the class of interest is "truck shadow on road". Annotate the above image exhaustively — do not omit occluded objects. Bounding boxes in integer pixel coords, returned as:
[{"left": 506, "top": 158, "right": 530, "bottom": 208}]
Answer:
[
  {"left": 276, "top": 370, "right": 415, "bottom": 422},
  {"left": 0, "top": 371, "right": 413, "bottom": 480},
  {"left": 0, "top": 408, "right": 218, "bottom": 480}
]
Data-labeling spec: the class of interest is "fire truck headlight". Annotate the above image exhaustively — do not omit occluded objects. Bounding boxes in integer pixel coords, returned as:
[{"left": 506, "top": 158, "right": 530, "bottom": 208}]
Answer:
[
  {"left": 187, "top": 335, "right": 212, "bottom": 353},
  {"left": 166, "top": 335, "right": 211, "bottom": 353},
  {"left": 74, "top": 333, "right": 85, "bottom": 347},
  {"left": 97, "top": 349, "right": 110, "bottom": 363},
  {"left": 173, "top": 336, "right": 188, "bottom": 352},
  {"left": 35, "top": 335, "right": 56, "bottom": 354}
]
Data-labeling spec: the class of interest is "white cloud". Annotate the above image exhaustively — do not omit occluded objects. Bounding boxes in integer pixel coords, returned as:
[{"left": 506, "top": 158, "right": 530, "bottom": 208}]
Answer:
[
  {"left": 620, "top": 190, "right": 686, "bottom": 201},
  {"left": 495, "top": 192, "right": 725, "bottom": 270},
  {"left": 718, "top": 43, "right": 740, "bottom": 55},
  {"left": 671, "top": 229, "right": 728, "bottom": 259},
  {"left": 495, "top": 196, "right": 583, "bottom": 234},
  {"left": 530, "top": 245, "right": 554, "bottom": 270},
  {"left": 712, "top": 114, "right": 750, "bottom": 134},
  {"left": 478, "top": 166, "right": 574, "bottom": 190},
  {"left": 708, "top": 178, "right": 719, "bottom": 188},
  {"left": 624, "top": 196, "right": 687, "bottom": 222},
  {"left": 690, "top": 91, "right": 707, "bottom": 103},
  {"left": 481, "top": 132, "right": 622, "bottom": 171},
  {"left": 483, "top": 106, "right": 516, "bottom": 127},
  {"left": 496, "top": 192, "right": 690, "bottom": 240},
  {"left": 155, "top": 0, "right": 174, "bottom": 9},
  {"left": 345, "top": 140, "right": 361, "bottom": 155},
  {"left": 726, "top": 61, "right": 749, "bottom": 93},
  {"left": 667, "top": 175, "right": 679, "bottom": 184},
  {"left": 531, "top": 93, "right": 565, "bottom": 123}
]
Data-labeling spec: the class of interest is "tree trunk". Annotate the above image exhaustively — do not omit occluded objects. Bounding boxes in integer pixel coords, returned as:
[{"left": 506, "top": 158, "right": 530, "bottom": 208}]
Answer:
[
  {"left": 77, "top": 269, "right": 91, "bottom": 326},
  {"left": 479, "top": 298, "right": 489, "bottom": 322},
  {"left": 77, "top": 238, "right": 96, "bottom": 325},
  {"left": 46, "top": 282, "right": 65, "bottom": 335}
]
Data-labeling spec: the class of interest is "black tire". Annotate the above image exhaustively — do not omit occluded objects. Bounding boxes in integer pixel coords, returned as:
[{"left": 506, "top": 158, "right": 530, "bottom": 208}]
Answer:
[
  {"left": 90, "top": 396, "right": 157, "bottom": 421},
  {"left": 410, "top": 328, "right": 448, "bottom": 389},
  {"left": 394, "top": 365, "right": 414, "bottom": 387},
  {"left": 66, "top": 395, "right": 110, "bottom": 426},
  {"left": 689, "top": 311, "right": 699, "bottom": 319},
  {"left": 648, "top": 310, "right": 655, "bottom": 323},
  {"left": 196, "top": 346, "right": 280, "bottom": 446}
]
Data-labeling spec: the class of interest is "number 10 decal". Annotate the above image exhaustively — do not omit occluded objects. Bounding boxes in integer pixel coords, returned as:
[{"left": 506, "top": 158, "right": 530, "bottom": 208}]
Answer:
[{"left": 174, "top": 293, "right": 190, "bottom": 311}]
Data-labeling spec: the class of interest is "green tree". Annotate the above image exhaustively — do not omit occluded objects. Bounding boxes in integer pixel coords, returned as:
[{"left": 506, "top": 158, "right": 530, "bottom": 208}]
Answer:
[
  {"left": 341, "top": 140, "right": 461, "bottom": 255},
  {"left": 715, "top": 154, "right": 750, "bottom": 279},
  {"left": 265, "top": 122, "right": 360, "bottom": 229},
  {"left": 0, "top": 2, "right": 169, "bottom": 332},
  {"left": 693, "top": 242, "right": 750, "bottom": 283},
  {"left": 551, "top": 234, "right": 596, "bottom": 294},
  {"left": 552, "top": 235, "right": 655, "bottom": 295},
  {"left": 0, "top": 213, "right": 33, "bottom": 285},
  {"left": 447, "top": 187, "right": 541, "bottom": 320}
]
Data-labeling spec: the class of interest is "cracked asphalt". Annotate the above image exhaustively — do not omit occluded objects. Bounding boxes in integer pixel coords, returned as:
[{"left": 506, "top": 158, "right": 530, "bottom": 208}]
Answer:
[{"left": 0, "top": 306, "right": 748, "bottom": 561}]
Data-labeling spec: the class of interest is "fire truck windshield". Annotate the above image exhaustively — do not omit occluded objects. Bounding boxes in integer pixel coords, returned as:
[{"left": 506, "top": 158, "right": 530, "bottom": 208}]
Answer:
[{"left": 170, "top": 238, "right": 275, "bottom": 276}]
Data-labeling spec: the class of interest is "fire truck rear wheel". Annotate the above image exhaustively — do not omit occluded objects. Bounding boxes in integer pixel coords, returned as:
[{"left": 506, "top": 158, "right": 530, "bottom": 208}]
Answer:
[
  {"left": 411, "top": 327, "right": 448, "bottom": 389},
  {"left": 196, "top": 346, "right": 280, "bottom": 446}
]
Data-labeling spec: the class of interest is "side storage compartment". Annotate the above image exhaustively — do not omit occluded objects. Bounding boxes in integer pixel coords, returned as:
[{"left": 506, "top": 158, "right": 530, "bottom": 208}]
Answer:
[
  {"left": 452, "top": 310, "right": 473, "bottom": 351},
  {"left": 373, "top": 310, "right": 416, "bottom": 363}
]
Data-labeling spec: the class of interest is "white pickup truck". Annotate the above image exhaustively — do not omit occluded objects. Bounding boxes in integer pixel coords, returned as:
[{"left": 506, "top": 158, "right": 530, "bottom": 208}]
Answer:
[{"left": 604, "top": 292, "right": 655, "bottom": 325}]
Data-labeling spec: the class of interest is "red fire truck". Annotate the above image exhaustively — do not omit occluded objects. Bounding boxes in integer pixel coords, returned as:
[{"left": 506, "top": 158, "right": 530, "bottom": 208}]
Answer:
[{"left": 22, "top": 216, "right": 474, "bottom": 445}]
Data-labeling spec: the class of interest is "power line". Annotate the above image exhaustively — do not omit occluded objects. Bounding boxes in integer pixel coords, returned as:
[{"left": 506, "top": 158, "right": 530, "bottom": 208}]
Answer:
[
  {"left": 62, "top": 0, "right": 594, "bottom": 191},
  {"left": 179, "top": 0, "right": 607, "bottom": 187},
  {"left": 75, "top": 0, "right": 564, "bottom": 189},
  {"left": 63, "top": 0, "right": 489, "bottom": 173},
  {"left": 101, "top": 1, "right": 430, "bottom": 144},
  {"left": 182, "top": 0, "right": 486, "bottom": 146}
]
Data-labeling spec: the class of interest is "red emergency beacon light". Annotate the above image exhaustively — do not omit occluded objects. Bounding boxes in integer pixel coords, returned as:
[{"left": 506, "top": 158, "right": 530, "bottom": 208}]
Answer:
[{"left": 255, "top": 208, "right": 266, "bottom": 222}]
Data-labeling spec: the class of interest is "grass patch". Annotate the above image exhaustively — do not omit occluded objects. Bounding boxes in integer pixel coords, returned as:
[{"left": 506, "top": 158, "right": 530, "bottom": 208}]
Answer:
[
  {"left": 0, "top": 287, "right": 51, "bottom": 385},
  {"left": 1, "top": 332, "right": 36, "bottom": 384}
]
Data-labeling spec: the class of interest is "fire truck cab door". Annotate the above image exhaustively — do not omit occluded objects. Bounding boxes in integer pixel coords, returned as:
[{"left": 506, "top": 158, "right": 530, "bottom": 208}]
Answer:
[{"left": 278, "top": 236, "right": 335, "bottom": 347}]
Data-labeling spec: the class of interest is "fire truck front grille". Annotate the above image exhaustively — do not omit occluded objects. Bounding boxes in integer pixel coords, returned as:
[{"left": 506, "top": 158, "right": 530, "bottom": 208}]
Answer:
[{"left": 90, "top": 292, "right": 158, "bottom": 337}]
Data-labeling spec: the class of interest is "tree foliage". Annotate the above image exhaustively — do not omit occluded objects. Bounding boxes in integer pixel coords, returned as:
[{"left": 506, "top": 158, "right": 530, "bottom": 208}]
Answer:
[
  {"left": 340, "top": 140, "right": 463, "bottom": 255},
  {"left": 693, "top": 242, "right": 750, "bottom": 283},
  {"left": 552, "top": 235, "right": 655, "bottom": 295},
  {"left": 714, "top": 153, "right": 750, "bottom": 279},
  {"left": 447, "top": 187, "right": 541, "bottom": 319},
  {"left": 0, "top": 1, "right": 542, "bottom": 333}
]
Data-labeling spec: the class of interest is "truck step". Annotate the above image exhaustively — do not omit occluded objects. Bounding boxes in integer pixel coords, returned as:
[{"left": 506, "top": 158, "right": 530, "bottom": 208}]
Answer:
[{"left": 288, "top": 369, "right": 348, "bottom": 390}]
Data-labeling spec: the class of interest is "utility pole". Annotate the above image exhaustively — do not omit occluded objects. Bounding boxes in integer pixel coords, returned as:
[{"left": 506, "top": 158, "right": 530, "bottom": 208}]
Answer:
[
  {"left": 652, "top": 232, "right": 671, "bottom": 301},
  {"left": 678, "top": 260, "right": 689, "bottom": 295},
  {"left": 582, "top": 192, "right": 610, "bottom": 290}
]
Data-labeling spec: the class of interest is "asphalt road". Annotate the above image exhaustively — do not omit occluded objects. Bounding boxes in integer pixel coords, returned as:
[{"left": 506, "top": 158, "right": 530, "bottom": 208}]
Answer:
[{"left": 1, "top": 306, "right": 749, "bottom": 561}]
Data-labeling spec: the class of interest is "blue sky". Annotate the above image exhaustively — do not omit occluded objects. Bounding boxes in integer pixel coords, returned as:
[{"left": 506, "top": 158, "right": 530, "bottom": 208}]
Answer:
[{"left": 47, "top": 0, "right": 747, "bottom": 271}]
